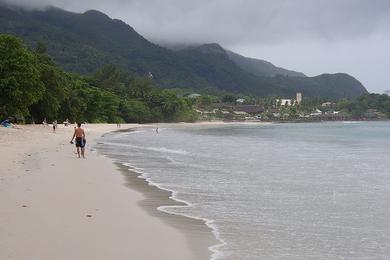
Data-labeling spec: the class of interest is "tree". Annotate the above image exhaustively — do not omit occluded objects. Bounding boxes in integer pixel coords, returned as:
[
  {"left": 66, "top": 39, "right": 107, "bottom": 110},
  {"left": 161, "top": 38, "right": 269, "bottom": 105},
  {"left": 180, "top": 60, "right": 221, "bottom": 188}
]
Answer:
[
  {"left": 59, "top": 76, "right": 92, "bottom": 123},
  {"left": 30, "top": 52, "right": 71, "bottom": 121},
  {"left": 119, "top": 100, "right": 151, "bottom": 123},
  {"left": 35, "top": 41, "right": 47, "bottom": 54},
  {"left": 129, "top": 77, "right": 153, "bottom": 99},
  {"left": 222, "top": 94, "right": 237, "bottom": 103},
  {"left": 0, "top": 35, "right": 44, "bottom": 117},
  {"left": 0, "top": 34, "right": 213, "bottom": 123},
  {"left": 336, "top": 98, "right": 353, "bottom": 111},
  {"left": 92, "top": 64, "right": 128, "bottom": 95}
]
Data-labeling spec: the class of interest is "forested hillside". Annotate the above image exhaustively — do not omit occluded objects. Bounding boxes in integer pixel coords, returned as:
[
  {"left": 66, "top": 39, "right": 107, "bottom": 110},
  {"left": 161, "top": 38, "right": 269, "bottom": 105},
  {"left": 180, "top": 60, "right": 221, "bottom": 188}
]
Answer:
[
  {"left": 225, "top": 50, "right": 306, "bottom": 78},
  {"left": 0, "top": 3, "right": 367, "bottom": 98},
  {"left": 0, "top": 34, "right": 197, "bottom": 123}
]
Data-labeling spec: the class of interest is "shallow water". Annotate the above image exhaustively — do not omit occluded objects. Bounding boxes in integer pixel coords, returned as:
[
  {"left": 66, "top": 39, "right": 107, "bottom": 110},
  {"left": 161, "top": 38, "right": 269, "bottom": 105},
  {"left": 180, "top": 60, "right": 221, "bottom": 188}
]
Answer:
[{"left": 96, "top": 122, "right": 390, "bottom": 259}]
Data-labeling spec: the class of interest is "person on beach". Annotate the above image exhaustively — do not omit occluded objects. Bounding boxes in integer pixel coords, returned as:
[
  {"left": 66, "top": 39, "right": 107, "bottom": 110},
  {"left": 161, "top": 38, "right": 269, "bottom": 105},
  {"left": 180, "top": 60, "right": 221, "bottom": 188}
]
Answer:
[
  {"left": 70, "top": 123, "right": 86, "bottom": 158},
  {"left": 52, "top": 120, "right": 57, "bottom": 133}
]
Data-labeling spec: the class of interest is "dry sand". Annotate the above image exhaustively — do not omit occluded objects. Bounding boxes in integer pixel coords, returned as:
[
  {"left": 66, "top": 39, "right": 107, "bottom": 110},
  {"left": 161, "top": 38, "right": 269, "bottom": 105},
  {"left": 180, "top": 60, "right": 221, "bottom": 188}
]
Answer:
[{"left": 0, "top": 123, "right": 215, "bottom": 260}]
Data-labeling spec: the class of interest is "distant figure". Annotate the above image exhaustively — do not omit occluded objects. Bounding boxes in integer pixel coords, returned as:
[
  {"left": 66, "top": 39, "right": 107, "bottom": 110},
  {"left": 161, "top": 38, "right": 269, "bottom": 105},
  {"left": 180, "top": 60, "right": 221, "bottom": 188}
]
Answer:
[
  {"left": 70, "top": 123, "right": 86, "bottom": 158},
  {"left": 52, "top": 120, "right": 57, "bottom": 133},
  {"left": 117, "top": 123, "right": 121, "bottom": 128},
  {"left": 43, "top": 118, "right": 47, "bottom": 126},
  {"left": 64, "top": 118, "right": 69, "bottom": 127},
  {"left": 156, "top": 127, "right": 159, "bottom": 134}
]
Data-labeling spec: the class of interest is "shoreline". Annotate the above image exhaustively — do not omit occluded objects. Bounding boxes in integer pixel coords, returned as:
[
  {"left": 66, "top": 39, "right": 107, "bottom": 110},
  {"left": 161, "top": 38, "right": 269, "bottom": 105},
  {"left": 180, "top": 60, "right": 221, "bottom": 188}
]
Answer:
[
  {"left": 94, "top": 124, "right": 225, "bottom": 259},
  {"left": 0, "top": 123, "right": 213, "bottom": 260},
  {"left": 97, "top": 124, "right": 222, "bottom": 257},
  {"left": 115, "top": 162, "right": 220, "bottom": 259}
]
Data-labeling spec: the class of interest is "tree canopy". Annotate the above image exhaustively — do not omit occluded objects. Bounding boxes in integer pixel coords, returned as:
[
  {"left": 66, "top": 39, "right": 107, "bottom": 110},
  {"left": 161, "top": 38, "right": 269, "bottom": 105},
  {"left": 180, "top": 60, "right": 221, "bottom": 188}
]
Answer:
[
  {"left": 0, "top": 35, "right": 44, "bottom": 116},
  {"left": 0, "top": 34, "right": 197, "bottom": 123}
]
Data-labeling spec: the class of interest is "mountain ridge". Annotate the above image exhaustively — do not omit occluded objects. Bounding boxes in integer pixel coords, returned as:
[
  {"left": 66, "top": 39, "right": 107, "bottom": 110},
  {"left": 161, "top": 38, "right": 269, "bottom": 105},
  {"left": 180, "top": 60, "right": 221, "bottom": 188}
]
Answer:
[
  {"left": 0, "top": 3, "right": 368, "bottom": 98},
  {"left": 225, "top": 49, "right": 306, "bottom": 78}
]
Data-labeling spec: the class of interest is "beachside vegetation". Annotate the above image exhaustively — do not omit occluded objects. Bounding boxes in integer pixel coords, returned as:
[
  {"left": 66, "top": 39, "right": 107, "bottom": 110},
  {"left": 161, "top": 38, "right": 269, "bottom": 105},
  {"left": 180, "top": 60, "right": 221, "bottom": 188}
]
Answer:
[
  {"left": 0, "top": 34, "right": 197, "bottom": 123},
  {"left": 0, "top": 35, "right": 45, "bottom": 116},
  {"left": 1, "top": 34, "right": 389, "bottom": 124}
]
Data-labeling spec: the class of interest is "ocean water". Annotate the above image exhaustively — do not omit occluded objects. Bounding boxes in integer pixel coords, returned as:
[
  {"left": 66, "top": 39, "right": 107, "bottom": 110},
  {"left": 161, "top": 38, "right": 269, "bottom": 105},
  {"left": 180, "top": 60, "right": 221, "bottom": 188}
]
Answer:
[{"left": 95, "top": 122, "right": 390, "bottom": 260}]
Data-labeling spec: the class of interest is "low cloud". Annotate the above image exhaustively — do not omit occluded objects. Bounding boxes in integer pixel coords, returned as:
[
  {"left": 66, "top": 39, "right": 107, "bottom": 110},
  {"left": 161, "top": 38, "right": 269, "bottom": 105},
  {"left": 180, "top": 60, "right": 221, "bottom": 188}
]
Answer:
[
  {"left": 3, "top": 0, "right": 390, "bottom": 45},
  {"left": 2, "top": 0, "right": 390, "bottom": 92}
]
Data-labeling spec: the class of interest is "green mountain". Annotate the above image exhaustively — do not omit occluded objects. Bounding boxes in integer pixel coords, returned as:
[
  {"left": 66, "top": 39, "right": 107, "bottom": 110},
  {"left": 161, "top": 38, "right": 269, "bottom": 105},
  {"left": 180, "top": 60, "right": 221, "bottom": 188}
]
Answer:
[
  {"left": 181, "top": 44, "right": 366, "bottom": 99},
  {"left": 225, "top": 49, "right": 306, "bottom": 78},
  {"left": 176, "top": 43, "right": 286, "bottom": 96},
  {"left": 270, "top": 73, "right": 367, "bottom": 99},
  {"left": 0, "top": 3, "right": 368, "bottom": 98},
  {"left": 0, "top": 4, "right": 203, "bottom": 86}
]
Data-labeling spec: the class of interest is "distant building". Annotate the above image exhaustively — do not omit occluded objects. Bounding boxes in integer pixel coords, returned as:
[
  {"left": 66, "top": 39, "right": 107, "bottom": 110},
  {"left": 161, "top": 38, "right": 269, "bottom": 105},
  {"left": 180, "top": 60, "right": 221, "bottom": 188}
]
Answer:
[
  {"left": 233, "top": 111, "right": 248, "bottom": 115},
  {"left": 188, "top": 93, "right": 201, "bottom": 99},
  {"left": 296, "top": 92, "right": 302, "bottom": 105},
  {"left": 310, "top": 109, "right": 323, "bottom": 116},
  {"left": 276, "top": 93, "right": 304, "bottom": 107},
  {"left": 325, "top": 110, "right": 340, "bottom": 115},
  {"left": 321, "top": 102, "right": 336, "bottom": 108},
  {"left": 236, "top": 98, "right": 245, "bottom": 104},
  {"left": 276, "top": 99, "right": 292, "bottom": 107},
  {"left": 233, "top": 105, "right": 264, "bottom": 115},
  {"left": 384, "top": 90, "right": 390, "bottom": 96},
  {"left": 272, "top": 112, "right": 281, "bottom": 118},
  {"left": 365, "top": 109, "right": 380, "bottom": 118}
]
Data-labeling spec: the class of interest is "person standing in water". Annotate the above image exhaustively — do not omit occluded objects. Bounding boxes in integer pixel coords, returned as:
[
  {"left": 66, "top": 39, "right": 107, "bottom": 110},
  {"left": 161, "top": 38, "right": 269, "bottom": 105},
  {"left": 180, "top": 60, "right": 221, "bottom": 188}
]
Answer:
[{"left": 70, "top": 123, "right": 86, "bottom": 158}]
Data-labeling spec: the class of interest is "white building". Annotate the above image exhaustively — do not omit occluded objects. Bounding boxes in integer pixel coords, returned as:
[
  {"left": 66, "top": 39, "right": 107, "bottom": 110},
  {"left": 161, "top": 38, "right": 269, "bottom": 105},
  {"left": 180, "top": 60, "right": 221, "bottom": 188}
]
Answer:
[
  {"left": 296, "top": 92, "right": 302, "bottom": 104},
  {"left": 321, "top": 102, "right": 335, "bottom": 107},
  {"left": 276, "top": 93, "right": 303, "bottom": 107},
  {"left": 188, "top": 93, "right": 201, "bottom": 99},
  {"left": 310, "top": 109, "right": 323, "bottom": 116},
  {"left": 276, "top": 99, "right": 293, "bottom": 107}
]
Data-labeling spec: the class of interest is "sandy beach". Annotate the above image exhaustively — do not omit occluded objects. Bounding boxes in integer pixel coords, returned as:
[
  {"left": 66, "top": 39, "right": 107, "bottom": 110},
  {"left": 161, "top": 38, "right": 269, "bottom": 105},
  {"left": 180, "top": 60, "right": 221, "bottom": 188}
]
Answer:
[{"left": 0, "top": 123, "right": 215, "bottom": 260}]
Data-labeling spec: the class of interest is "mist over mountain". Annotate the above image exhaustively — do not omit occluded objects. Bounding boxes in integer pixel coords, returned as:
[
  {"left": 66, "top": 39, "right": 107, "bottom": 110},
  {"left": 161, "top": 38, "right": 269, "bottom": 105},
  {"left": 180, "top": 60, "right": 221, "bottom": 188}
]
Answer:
[
  {"left": 0, "top": 3, "right": 368, "bottom": 98},
  {"left": 225, "top": 50, "right": 306, "bottom": 78},
  {"left": 164, "top": 43, "right": 306, "bottom": 78}
]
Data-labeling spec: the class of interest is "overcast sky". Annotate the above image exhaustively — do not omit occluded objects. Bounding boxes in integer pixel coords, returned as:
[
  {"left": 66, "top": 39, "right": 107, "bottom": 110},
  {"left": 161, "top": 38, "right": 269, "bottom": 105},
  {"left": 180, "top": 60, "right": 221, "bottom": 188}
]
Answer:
[{"left": 5, "top": 0, "right": 390, "bottom": 93}]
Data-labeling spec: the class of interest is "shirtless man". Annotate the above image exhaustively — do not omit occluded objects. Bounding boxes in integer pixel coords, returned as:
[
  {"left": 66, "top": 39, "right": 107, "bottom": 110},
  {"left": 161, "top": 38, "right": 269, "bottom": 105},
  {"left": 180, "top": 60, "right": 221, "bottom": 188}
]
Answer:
[{"left": 70, "top": 123, "right": 86, "bottom": 158}]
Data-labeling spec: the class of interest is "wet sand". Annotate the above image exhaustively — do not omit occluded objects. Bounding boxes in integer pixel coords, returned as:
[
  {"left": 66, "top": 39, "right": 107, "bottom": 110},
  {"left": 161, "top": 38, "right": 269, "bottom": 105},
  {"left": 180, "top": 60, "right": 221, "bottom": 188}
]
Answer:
[
  {"left": 0, "top": 123, "right": 216, "bottom": 260},
  {"left": 115, "top": 162, "right": 219, "bottom": 259}
]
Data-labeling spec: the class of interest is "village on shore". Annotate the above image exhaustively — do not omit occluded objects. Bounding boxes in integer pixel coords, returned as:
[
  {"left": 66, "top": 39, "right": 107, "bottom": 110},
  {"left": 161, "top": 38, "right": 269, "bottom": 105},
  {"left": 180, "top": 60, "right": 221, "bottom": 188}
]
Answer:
[{"left": 189, "top": 92, "right": 390, "bottom": 122}]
